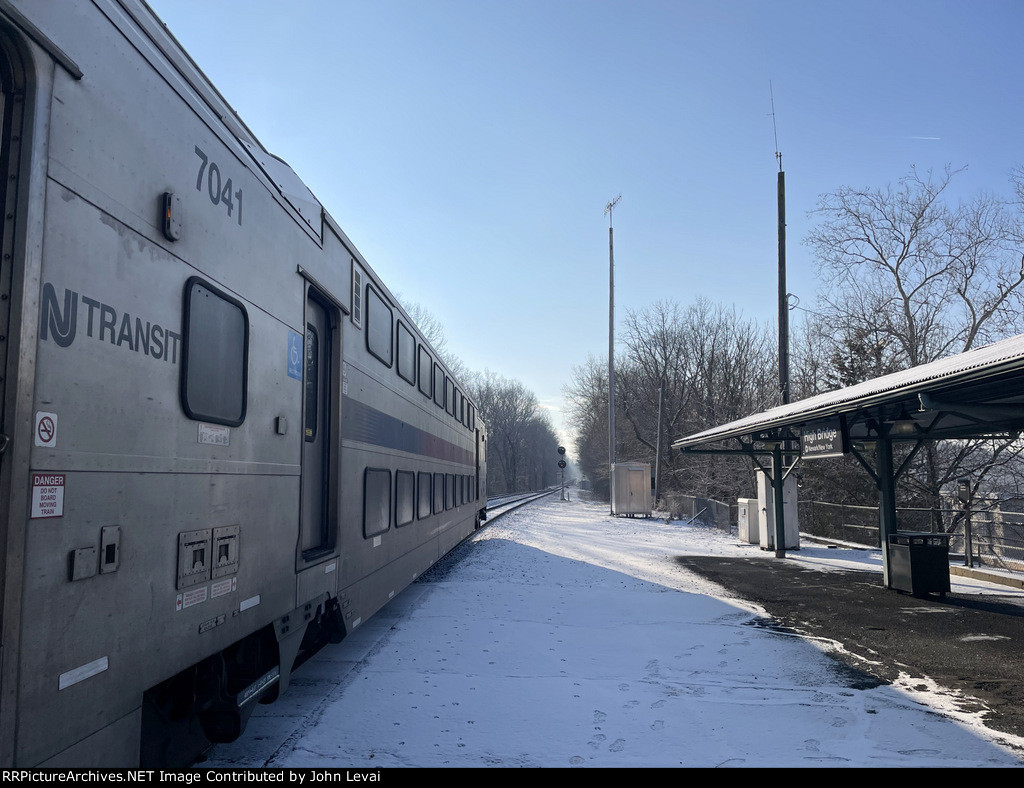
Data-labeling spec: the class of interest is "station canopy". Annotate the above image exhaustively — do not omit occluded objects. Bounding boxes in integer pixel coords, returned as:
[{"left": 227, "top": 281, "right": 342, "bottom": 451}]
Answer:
[{"left": 673, "top": 332, "right": 1024, "bottom": 454}]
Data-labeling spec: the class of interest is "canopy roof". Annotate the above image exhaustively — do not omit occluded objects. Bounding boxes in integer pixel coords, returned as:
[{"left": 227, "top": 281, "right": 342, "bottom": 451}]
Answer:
[{"left": 673, "top": 333, "right": 1024, "bottom": 451}]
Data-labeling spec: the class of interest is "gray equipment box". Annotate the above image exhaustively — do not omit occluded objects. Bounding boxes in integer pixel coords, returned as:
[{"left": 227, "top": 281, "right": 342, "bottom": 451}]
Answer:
[
  {"left": 611, "top": 463, "right": 652, "bottom": 517},
  {"left": 756, "top": 470, "right": 800, "bottom": 550},
  {"left": 737, "top": 497, "right": 759, "bottom": 544}
]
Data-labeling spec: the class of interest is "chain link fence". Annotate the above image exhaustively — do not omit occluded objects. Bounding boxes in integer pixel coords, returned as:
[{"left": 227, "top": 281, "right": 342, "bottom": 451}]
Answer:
[
  {"left": 799, "top": 499, "right": 1024, "bottom": 573},
  {"left": 660, "top": 493, "right": 732, "bottom": 532}
]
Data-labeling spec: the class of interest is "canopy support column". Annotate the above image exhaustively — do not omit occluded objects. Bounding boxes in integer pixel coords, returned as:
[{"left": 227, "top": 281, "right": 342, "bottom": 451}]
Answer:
[
  {"left": 877, "top": 434, "right": 898, "bottom": 587},
  {"left": 772, "top": 442, "right": 787, "bottom": 559}
]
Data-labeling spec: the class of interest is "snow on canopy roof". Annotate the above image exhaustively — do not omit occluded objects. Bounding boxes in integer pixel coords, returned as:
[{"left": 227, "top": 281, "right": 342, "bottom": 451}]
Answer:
[{"left": 673, "top": 332, "right": 1024, "bottom": 448}]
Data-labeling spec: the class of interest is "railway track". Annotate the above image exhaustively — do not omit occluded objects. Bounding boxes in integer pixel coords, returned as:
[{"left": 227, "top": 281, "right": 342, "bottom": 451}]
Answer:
[{"left": 485, "top": 488, "right": 559, "bottom": 520}]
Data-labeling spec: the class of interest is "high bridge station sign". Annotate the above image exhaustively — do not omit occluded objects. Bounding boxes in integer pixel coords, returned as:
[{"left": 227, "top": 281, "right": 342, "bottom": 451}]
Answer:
[{"left": 800, "top": 419, "right": 847, "bottom": 459}]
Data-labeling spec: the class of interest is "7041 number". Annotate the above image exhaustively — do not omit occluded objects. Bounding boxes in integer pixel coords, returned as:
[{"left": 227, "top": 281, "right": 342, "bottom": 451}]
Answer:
[{"left": 194, "top": 146, "right": 242, "bottom": 226}]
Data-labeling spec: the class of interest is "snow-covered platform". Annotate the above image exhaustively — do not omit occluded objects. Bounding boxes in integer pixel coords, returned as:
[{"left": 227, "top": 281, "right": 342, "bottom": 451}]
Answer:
[{"left": 203, "top": 495, "right": 1024, "bottom": 768}]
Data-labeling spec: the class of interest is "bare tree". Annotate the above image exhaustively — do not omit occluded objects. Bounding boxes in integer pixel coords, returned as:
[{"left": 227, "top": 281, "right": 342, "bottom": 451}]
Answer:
[
  {"left": 801, "top": 165, "right": 1024, "bottom": 519},
  {"left": 564, "top": 356, "right": 611, "bottom": 497},
  {"left": 564, "top": 298, "right": 775, "bottom": 503},
  {"left": 806, "top": 165, "right": 1024, "bottom": 366},
  {"left": 395, "top": 296, "right": 470, "bottom": 381},
  {"left": 469, "top": 371, "right": 556, "bottom": 494}
]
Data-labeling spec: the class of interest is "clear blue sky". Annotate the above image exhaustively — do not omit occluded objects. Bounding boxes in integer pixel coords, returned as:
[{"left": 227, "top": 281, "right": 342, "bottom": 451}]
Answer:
[{"left": 146, "top": 0, "right": 1024, "bottom": 450}]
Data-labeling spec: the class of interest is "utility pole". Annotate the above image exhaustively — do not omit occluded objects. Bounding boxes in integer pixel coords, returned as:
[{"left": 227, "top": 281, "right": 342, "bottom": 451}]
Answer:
[
  {"left": 771, "top": 84, "right": 790, "bottom": 559},
  {"left": 654, "top": 385, "right": 663, "bottom": 508},
  {"left": 605, "top": 194, "right": 621, "bottom": 515}
]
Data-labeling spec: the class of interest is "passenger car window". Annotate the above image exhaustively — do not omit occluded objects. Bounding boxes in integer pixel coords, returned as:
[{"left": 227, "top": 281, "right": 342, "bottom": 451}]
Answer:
[
  {"left": 366, "top": 285, "right": 393, "bottom": 366},
  {"left": 364, "top": 468, "right": 391, "bottom": 537},
  {"left": 418, "top": 346, "right": 432, "bottom": 398},
  {"left": 397, "top": 321, "right": 415, "bottom": 385},
  {"left": 418, "top": 471, "right": 432, "bottom": 519},
  {"left": 433, "top": 472, "right": 444, "bottom": 514},
  {"left": 303, "top": 324, "right": 319, "bottom": 440},
  {"left": 396, "top": 470, "right": 415, "bottom": 527},
  {"left": 181, "top": 277, "right": 248, "bottom": 427},
  {"left": 433, "top": 363, "right": 445, "bottom": 409}
]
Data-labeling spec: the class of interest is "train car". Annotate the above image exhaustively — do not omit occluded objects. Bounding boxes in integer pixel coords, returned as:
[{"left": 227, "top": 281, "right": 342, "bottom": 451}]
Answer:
[{"left": 0, "top": 0, "right": 487, "bottom": 767}]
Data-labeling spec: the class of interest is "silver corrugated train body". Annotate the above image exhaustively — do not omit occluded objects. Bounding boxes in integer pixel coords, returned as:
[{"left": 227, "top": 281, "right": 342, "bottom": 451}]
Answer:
[{"left": 0, "top": 0, "right": 487, "bottom": 766}]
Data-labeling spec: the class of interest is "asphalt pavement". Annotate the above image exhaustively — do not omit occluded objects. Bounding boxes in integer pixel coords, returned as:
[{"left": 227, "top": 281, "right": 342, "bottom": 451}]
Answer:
[{"left": 675, "top": 552, "right": 1024, "bottom": 740}]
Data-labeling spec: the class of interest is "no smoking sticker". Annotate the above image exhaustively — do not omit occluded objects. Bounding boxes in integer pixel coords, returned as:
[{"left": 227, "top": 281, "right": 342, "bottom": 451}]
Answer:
[{"left": 34, "top": 411, "right": 57, "bottom": 448}]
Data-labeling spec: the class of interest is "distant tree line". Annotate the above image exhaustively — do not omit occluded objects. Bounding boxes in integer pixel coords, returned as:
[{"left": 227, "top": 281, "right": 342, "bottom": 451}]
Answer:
[
  {"left": 400, "top": 298, "right": 560, "bottom": 496},
  {"left": 565, "top": 300, "right": 776, "bottom": 502},
  {"left": 467, "top": 371, "right": 560, "bottom": 495},
  {"left": 566, "top": 165, "right": 1024, "bottom": 520}
]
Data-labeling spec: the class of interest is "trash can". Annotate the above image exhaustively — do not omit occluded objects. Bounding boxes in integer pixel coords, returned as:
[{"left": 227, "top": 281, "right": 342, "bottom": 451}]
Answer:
[{"left": 887, "top": 532, "right": 951, "bottom": 598}]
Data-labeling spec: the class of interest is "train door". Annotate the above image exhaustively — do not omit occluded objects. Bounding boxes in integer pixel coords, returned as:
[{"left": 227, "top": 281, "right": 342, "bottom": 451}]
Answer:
[
  {"left": 299, "top": 288, "right": 337, "bottom": 558},
  {"left": 0, "top": 34, "right": 17, "bottom": 457},
  {"left": 475, "top": 426, "right": 486, "bottom": 516},
  {"left": 475, "top": 429, "right": 481, "bottom": 501},
  {"left": 0, "top": 27, "right": 24, "bottom": 767}
]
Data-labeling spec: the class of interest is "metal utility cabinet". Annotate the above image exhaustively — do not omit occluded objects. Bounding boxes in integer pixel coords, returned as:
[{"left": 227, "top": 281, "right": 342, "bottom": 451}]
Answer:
[
  {"left": 756, "top": 470, "right": 800, "bottom": 550},
  {"left": 737, "top": 497, "right": 759, "bottom": 544},
  {"left": 611, "top": 463, "right": 652, "bottom": 517}
]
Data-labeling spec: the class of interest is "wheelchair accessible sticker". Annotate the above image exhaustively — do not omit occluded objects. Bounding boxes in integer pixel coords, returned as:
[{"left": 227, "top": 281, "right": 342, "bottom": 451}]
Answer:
[{"left": 287, "top": 331, "right": 303, "bottom": 380}]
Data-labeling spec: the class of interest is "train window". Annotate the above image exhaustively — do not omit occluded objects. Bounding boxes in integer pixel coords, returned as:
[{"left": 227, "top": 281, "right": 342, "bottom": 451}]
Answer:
[
  {"left": 397, "top": 321, "right": 415, "bottom": 385},
  {"left": 396, "top": 471, "right": 415, "bottom": 527},
  {"left": 366, "top": 285, "right": 393, "bottom": 367},
  {"left": 446, "top": 378, "right": 455, "bottom": 416},
  {"left": 363, "top": 468, "right": 391, "bottom": 538},
  {"left": 181, "top": 278, "right": 248, "bottom": 427},
  {"left": 418, "top": 346, "right": 432, "bottom": 399},
  {"left": 458, "top": 475, "right": 465, "bottom": 505},
  {"left": 433, "top": 363, "right": 445, "bottom": 409},
  {"left": 445, "top": 473, "right": 455, "bottom": 510},
  {"left": 303, "top": 324, "right": 319, "bottom": 440},
  {"left": 351, "top": 263, "right": 363, "bottom": 328},
  {"left": 418, "top": 471, "right": 432, "bottom": 519},
  {"left": 469, "top": 404, "right": 475, "bottom": 431},
  {"left": 433, "top": 472, "right": 444, "bottom": 514}
]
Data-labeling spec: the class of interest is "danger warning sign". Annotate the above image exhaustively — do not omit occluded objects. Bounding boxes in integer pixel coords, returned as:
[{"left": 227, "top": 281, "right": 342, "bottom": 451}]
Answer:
[{"left": 31, "top": 473, "right": 65, "bottom": 519}]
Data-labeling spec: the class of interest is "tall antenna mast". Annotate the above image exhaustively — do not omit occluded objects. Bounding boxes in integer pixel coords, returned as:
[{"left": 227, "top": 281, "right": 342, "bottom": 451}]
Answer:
[
  {"left": 770, "top": 81, "right": 782, "bottom": 173},
  {"left": 604, "top": 194, "right": 621, "bottom": 514},
  {"left": 770, "top": 83, "right": 788, "bottom": 405}
]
